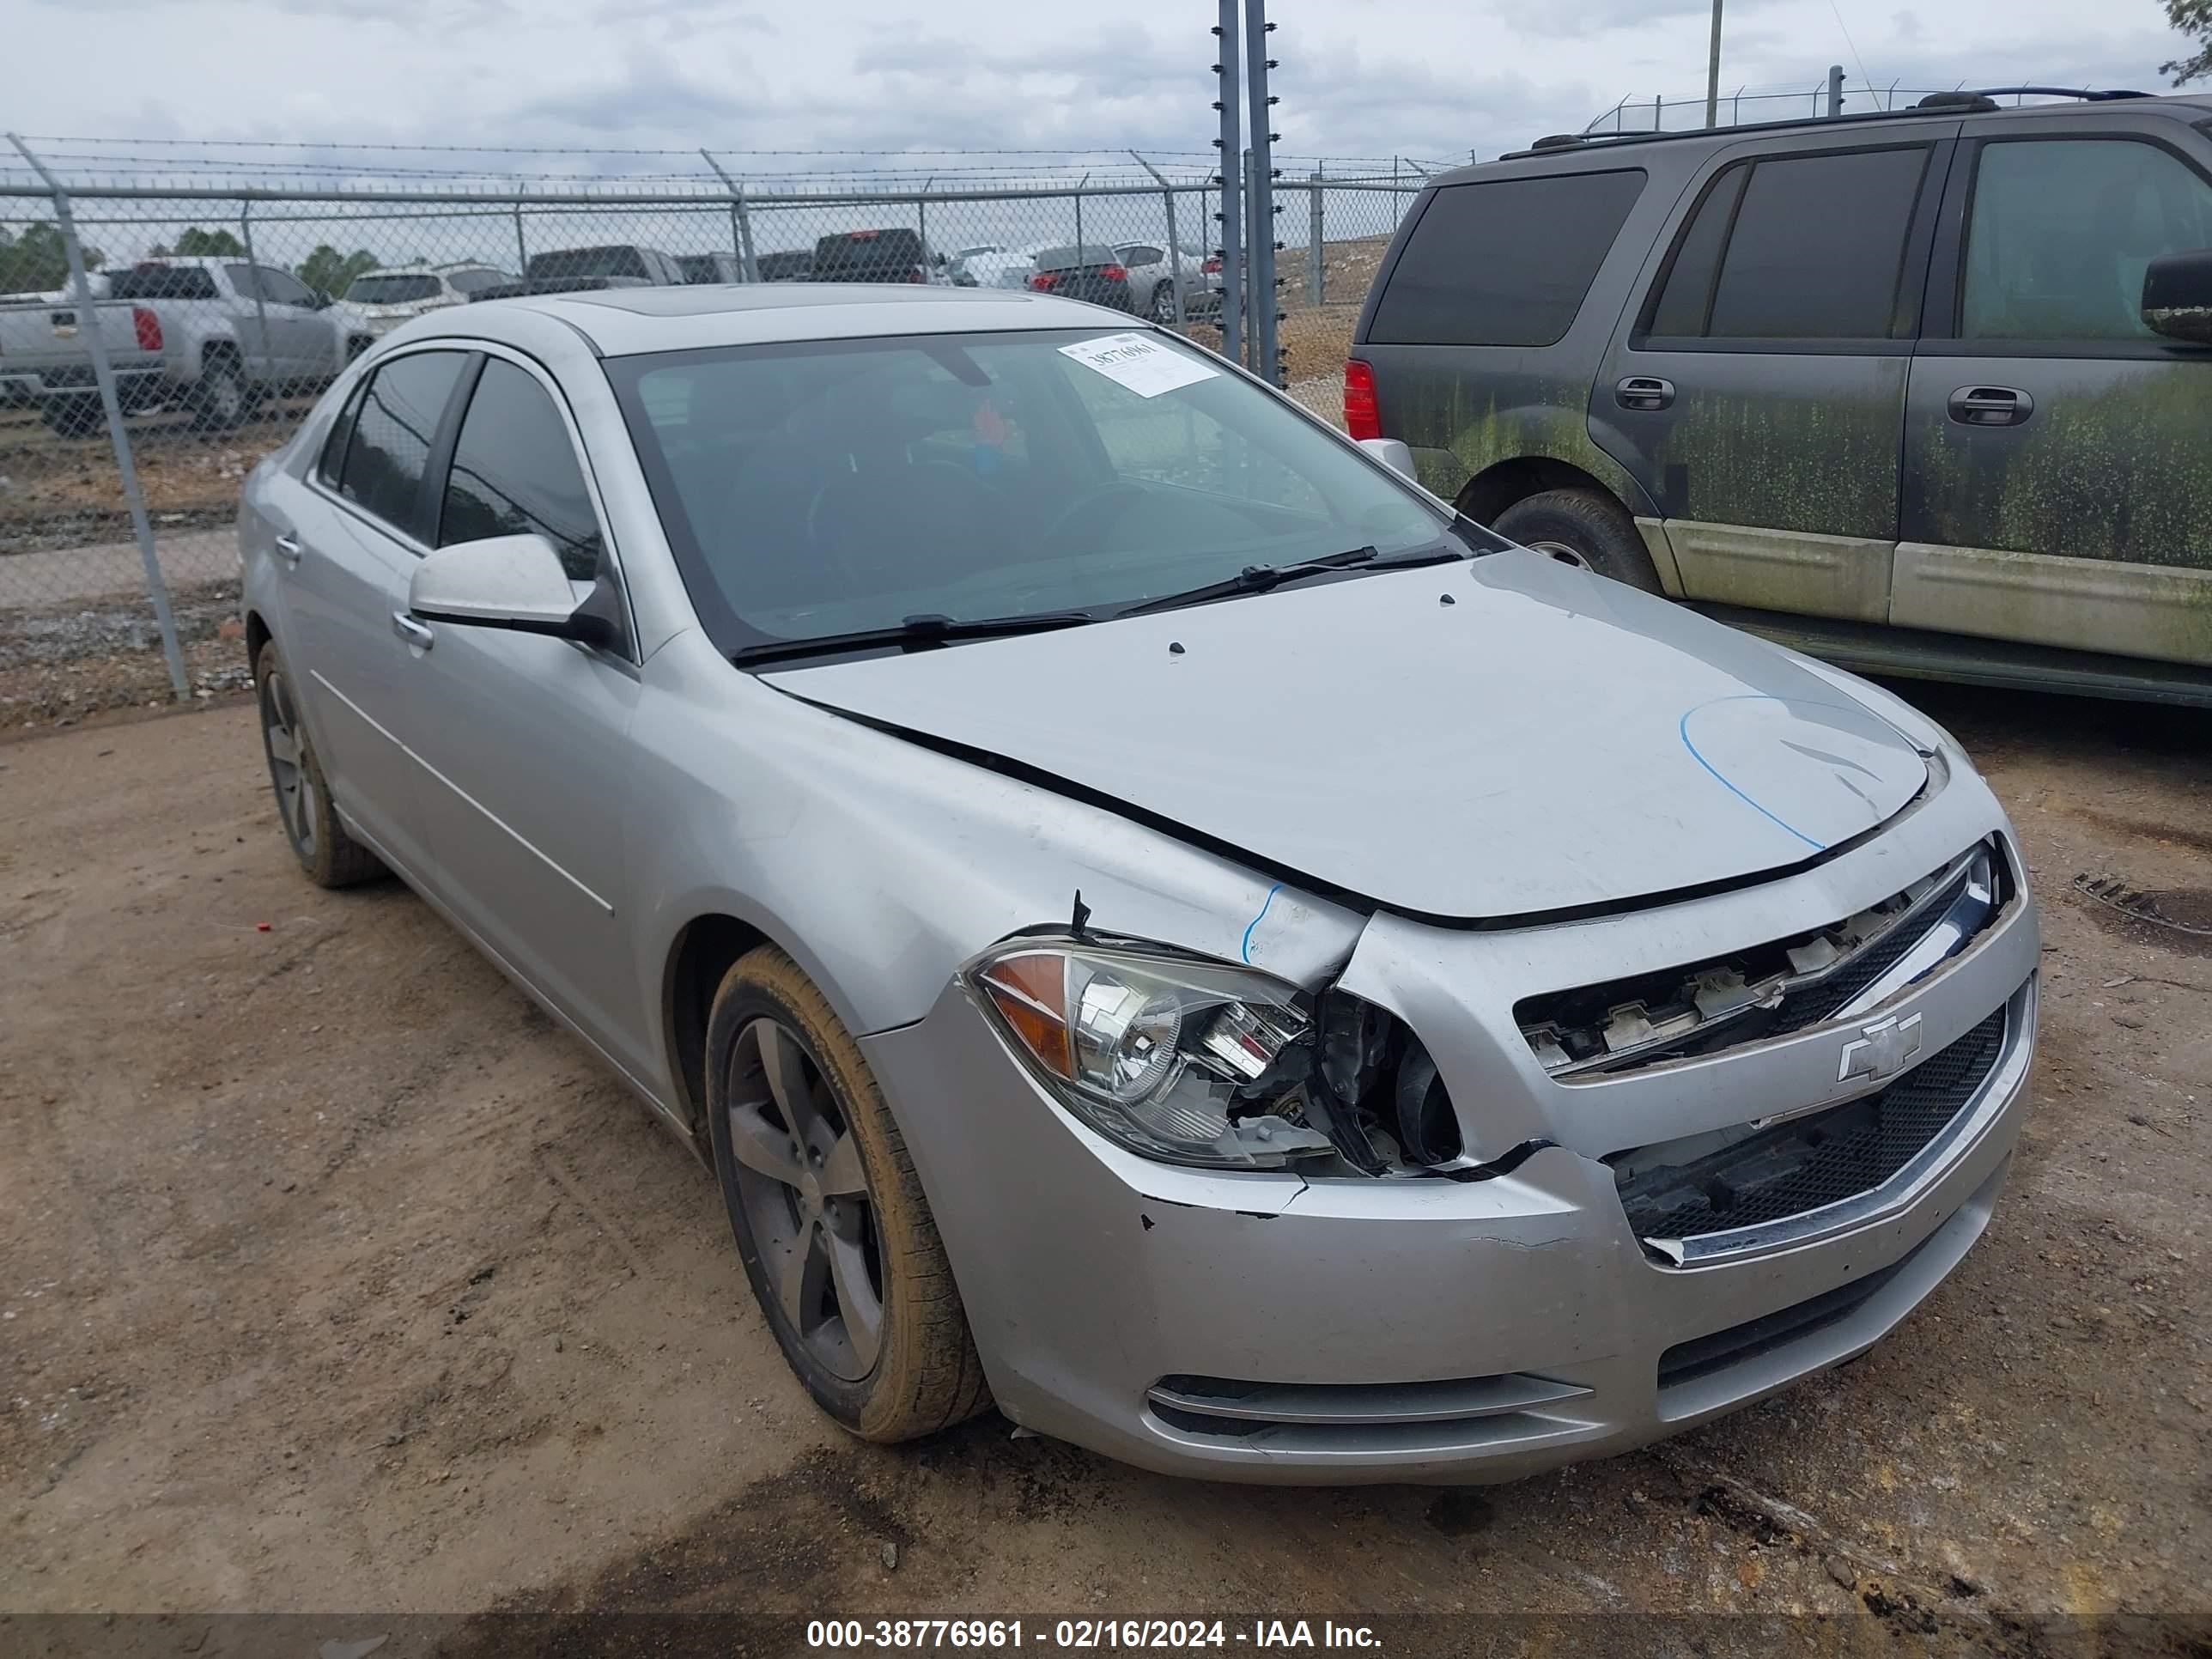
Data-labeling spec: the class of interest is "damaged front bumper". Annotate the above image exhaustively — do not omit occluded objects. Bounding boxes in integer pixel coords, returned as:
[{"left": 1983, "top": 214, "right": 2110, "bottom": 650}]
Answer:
[{"left": 863, "top": 795, "right": 2040, "bottom": 1485}]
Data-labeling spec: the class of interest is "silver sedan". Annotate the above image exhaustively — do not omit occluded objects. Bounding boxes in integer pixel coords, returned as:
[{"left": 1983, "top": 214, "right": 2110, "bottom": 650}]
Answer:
[{"left": 238, "top": 285, "right": 2039, "bottom": 1482}]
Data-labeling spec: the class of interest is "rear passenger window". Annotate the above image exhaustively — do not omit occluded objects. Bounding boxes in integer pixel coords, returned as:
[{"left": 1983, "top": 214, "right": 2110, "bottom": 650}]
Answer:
[
  {"left": 439, "top": 359, "right": 605, "bottom": 580},
  {"left": 1647, "top": 147, "right": 1929, "bottom": 341},
  {"left": 1367, "top": 169, "right": 1645, "bottom": 347},
  {"left": 316, "top": 381, "right": 364, "bottom": 488},
  {"left": 335, "top": 350, "right": 467, "bottom": 537}
]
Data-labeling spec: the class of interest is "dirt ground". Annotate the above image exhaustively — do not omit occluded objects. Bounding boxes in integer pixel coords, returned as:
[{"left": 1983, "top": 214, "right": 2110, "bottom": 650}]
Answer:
[{"left": 2, "top": 680, "right": 2208, "bottom": 1653}]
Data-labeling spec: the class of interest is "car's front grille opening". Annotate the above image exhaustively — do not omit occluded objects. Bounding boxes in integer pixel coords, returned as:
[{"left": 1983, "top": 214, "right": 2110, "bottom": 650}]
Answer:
[
  {"left": 1656, "top": 1232, "right": 1933, "bottom": 1393},
  {"left": 1613, "top": 1006, "right": 2008, "bottom": 1246},
  {"left": 1516, "top": 841, "right": 2007, "bottom": 1079},
  {"left": 1145, "top": 1372, "right": 1595, "bottom": 1455}
]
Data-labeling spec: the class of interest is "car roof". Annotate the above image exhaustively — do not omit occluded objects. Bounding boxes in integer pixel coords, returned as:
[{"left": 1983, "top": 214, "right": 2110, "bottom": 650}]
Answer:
[
  {"left": 1457, "top": 90, "right": 2212, "bottom": 177},
  {"left": 453, "top": 283, "right": 1131, "bottom": 356}
]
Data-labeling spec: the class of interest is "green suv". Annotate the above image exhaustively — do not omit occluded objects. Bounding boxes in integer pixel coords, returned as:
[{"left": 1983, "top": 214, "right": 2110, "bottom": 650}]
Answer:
[{"left": 1347, "top": 90, "right": 2212, "bottom": 704}]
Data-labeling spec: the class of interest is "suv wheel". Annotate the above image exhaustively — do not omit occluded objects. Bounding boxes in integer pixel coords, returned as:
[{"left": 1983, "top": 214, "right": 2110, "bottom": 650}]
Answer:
[
  {"left": 1491, "top": 488, "right": 1662, "bottom": 593},
  {"left": 197, "top": 356, "right": 248, "bottom": 430},
  {"left": 706, "top": 945, "right": 990, "bottom": 1442}
]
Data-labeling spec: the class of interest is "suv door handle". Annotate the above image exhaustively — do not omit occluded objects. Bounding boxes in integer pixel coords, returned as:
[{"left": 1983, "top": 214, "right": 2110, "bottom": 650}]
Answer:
[
  {"left": 273, "top": 533, "right": 302, "bottom": 567},
  {"left": 391, "top": 611, "right": 434, "bottom": 650},
  {"left": 1948, "top": 386, "right": 2034, "bottom": 427},
  {"left": 1615, "top": 375, "right": 1674, "bottom": 411}
]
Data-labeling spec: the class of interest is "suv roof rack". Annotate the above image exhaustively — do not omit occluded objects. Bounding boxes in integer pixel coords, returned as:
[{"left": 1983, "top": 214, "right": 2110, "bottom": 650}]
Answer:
[{"left": 1501, "top": 85, "right": 2159, "bottom": 162}]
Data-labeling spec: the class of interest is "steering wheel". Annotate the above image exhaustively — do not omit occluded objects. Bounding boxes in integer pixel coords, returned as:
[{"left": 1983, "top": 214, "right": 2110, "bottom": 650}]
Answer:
[{"left": 1036, "top": 479, "right": 1149, "bottom": 553}]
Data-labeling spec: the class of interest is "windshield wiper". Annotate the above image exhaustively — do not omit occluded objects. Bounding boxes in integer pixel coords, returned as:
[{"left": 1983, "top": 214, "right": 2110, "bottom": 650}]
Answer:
[
  {"left": 1116, "top": 546, "right": 1381, "bottom": 618},
  {"left": 1115, "top": 540, "right": 1474, "bottom": 619},
  {"left": 732, "top": 610, "right": 1097, "bottom": 668}
]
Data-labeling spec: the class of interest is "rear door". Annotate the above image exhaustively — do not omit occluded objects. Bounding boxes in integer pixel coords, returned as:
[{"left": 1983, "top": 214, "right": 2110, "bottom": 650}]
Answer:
[
  {"left": 280, "top": 347, "right": 472, "bottom": 876},
  {"left": 1897, "top": 120, "right": 2212, "bottom": 665},
  {"left": 399, "top": 352, "right": 648, "bottom": 1076},
  {"left": 1596, "top": 131, "right": 1954, "bottom": 623}
]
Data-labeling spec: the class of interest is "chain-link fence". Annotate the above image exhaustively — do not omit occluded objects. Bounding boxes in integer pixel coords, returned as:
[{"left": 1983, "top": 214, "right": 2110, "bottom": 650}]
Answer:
[
  {"left": 1579, "top": 78, "right": 2139, "bottom": 137},
  {"left": 0, "top": 141, "right": 1420, "bottom": 726}
]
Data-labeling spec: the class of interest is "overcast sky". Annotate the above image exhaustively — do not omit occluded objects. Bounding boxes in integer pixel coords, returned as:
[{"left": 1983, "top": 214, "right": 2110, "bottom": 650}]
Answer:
[{"left": 9, "top": 0, "right": 2202, "bottom": 170}]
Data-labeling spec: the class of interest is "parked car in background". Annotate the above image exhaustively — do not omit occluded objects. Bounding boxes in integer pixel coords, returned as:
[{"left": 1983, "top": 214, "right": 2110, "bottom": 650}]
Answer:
[
  {"left": 1350, "top": 88, "right": 2212, "bottom": 706},
  {"left": 0, "top": 255, "right": 364, "bottom": 434},
  {"left": 1026, "top": 245, "right": 1137, "bottom": 311},
  {"left": 756, "top": 249, "right": 813, "bottom": 283},
  {"left": 678, "top": 252, "right": 743, "bottom": 285},
  {"left": 339, "top": 263, "right": 514, "bottom": 337},
  {"left": 240, "top": 283, "right": 2040, "bottom": 1484},
  {"left": 1110, "top": 240, "right": 1211, "bottom": 323},
  {"left": 960, "top": 242, "right": 1051, "bottom": 291},
  {"left": 808, "top": 228, "right": 945, "bottom": 285},
  {"left": 473, "top": 245, "right": 684, "bottom": 301}
]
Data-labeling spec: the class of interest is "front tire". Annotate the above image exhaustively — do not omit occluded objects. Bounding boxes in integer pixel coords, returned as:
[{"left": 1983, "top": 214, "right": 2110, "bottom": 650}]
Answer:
[
  {"left": 254, "top": 639, "right": 386, "bottom": 888},
  {"left": 706, "top": 945, "right": 989, "bottom": 1442},
  {"left": 1490, "top": 488, "right": 1663, "bottom": 592}
]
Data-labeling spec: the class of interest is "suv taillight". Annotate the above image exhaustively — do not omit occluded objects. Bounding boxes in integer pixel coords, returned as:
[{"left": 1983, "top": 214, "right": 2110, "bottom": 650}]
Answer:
[
  {"left": 1029, "top": 271, "right": 1059, "bottom": 290},
  {"left": 133, "top": 307, "right": 163, "bottom": 352},
  {"left": 1202, "top": 256, "right": 1222, "bottom": 275},
  {"left": 1343, "top": 358, "right": 1380, "bottom": 441}
]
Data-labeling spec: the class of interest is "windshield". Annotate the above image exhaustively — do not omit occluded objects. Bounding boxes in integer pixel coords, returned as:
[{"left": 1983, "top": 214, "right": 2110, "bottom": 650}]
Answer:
[
  {"left": 527, "top": 246, "right": 648, "bottom": 280},
  {"left": 606, "top": 328, "right": 1473, "bottom": 655},
  {"left": 346, "top": 273, "right": 441, "bottom": 304}
]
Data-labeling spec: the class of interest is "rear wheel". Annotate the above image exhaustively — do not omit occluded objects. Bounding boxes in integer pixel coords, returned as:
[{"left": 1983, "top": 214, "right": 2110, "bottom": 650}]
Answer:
[
  {"left": 255, "top": 639, "right": 385, "bottom": 888},
  {"left": 39, "top": 397, "right": 104, "bottom": 438},
  {"left": 706, "top": 945, "right": 989, "bottom": 1442},
  {"left": 195, "top": 355, "right": 248, "bottom": 430},
  {"left": 1490, "top": 488, "right": 1662, "bottom": 592},
  {"left": 1150, "top": 280, "right": 1176, "bottom": 323}
]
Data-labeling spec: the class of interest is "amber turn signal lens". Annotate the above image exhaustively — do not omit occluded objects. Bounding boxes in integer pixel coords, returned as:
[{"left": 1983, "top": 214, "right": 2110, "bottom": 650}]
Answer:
[{"left": 981, "top": 952, "right": 1072, "bottom": 1079}]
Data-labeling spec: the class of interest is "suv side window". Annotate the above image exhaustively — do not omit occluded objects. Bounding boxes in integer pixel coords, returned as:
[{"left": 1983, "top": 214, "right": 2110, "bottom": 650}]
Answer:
[
  {"left": 438, "top": 359, "right": 605, "bottom": 580},
  {"left": 1960, "top": 138, "right": 2212, "bottom": 341},
  {"left": 334, "top": 350, "right": 468, "bottom": 538},
  {"left": 1367, "top": 169, "right": 1645, "bottom": 347},
  {"left": 223, "top": 263, "right": 262, "bottom": 301},
  {"left": 1646, "top": 146, "right": 1931, "bottom": 341}
]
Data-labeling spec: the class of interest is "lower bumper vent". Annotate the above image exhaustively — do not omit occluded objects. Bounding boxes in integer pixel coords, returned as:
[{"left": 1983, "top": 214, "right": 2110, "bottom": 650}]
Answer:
[
  {"left": 1146, "top": 1372, "right": 1594, "bottom": 1455},
  {"left": 1617, "top": 1006, "right": 2007, "bottom": 1246},
  {"left": 1657, "top": 1231, "right": 1930, "bottom": 1392}
]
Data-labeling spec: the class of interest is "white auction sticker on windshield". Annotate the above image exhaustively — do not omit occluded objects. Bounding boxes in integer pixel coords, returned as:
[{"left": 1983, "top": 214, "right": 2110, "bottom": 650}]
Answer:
[{"left": 1058, "top": 332, "right": 1218, "bottom": 398}]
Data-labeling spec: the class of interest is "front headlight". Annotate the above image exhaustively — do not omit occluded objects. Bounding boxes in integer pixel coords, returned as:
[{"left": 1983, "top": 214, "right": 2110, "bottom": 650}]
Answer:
[{"left": 966, "top": 937, "right": 1334, "bottom": 1170}]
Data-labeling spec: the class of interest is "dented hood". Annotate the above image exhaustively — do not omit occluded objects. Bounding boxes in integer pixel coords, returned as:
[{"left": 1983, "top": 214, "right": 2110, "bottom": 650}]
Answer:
[{"left": 763, "top": 550, "right": 1929, "bottom": 921}]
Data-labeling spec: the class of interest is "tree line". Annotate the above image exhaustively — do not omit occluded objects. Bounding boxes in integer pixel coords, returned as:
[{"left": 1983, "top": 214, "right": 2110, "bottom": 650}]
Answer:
[{"left": 1, "top": 222, "right": 383, "bottom": 300}]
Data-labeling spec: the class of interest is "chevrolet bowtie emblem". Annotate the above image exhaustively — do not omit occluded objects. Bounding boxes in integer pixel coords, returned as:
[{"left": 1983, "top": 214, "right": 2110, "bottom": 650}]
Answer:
[{"left": 1838, "top": 1012, "right": 1923, "bottom": 1084}]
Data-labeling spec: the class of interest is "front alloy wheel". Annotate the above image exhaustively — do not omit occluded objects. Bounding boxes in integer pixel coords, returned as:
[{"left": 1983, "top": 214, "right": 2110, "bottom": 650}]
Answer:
[{"left": 705, "top": 945, "right": 989, "bottom": 1440}]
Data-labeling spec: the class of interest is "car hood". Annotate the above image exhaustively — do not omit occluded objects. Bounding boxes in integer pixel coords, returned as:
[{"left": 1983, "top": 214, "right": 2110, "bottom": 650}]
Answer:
[{"left": 763, "top": 550, "right": 1930, "bottom": 921}]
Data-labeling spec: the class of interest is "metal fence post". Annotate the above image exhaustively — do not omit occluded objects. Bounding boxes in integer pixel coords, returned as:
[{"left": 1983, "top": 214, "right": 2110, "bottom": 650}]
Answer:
[
  {"left": 917, "top": 178, "right": 931, "bottom": 264},
  {"left": 512, "top": 191, "right": 528, "bottom": 276},
  {"left": 1129, "top": 153, "right": 1186, "bottom": 325},
  {"left": 1826, "top": 64, "right": 1845, "bottom": 117},
  {"left": 700, "top": 149, "right": 759, "bottom": 281},
  {"left": 1307, "top": 170, "right": 1324, "bottom": 306},
  {"left": 5, "top": 133, "right": 188, "bottom": 701},
  {"left": 1214, "top": 0, "right": 1243, "bottom": 365},
  {"left": 238, "top": 200, "right": 276, "bottom": 390},
  {"left": 1073, "top": 173, "right": 1086, "bottom": 251},
  {"left": 1244, "top": 0, "right": 1279, "bottom": 383}
]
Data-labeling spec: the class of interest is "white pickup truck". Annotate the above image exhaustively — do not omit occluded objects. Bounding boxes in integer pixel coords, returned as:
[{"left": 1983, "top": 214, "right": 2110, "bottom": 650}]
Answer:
[{"left": 0, "top": 256, "right": 368, "bottom": 436}]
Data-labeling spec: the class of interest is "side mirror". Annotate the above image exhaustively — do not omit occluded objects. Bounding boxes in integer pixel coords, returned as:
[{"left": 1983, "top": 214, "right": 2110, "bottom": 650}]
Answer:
[
  {"left": 2142, "top": 249, "right": 2212, "bottom": 344},
  {"left": 408, "top": 533, "right": 619, "bottom": 649},
  {"left": 1357, "top": 436, "right": 1418, "bottom": 480},
  {"left": 310, "top": 289, "right": 334, "bottom": 310}
]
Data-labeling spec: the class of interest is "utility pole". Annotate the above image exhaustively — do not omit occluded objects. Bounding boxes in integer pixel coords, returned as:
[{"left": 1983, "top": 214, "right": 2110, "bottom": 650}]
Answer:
[
  {"left": 1213, "top": 0, "right": 1243, "bottom": 364},
  {"left": 1705, "top": 0, "right": 1724, "bottom": 127}
]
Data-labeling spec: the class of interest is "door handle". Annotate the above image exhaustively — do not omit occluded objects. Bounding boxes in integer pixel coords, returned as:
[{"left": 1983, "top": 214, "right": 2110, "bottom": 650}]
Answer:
[
  {"left": 391, "top": 611, "right": 434, "bottom": 650},
  {"left": 1615, "top": 375, "right": 1674, "bottom": 412},
  {"left": 1947, "top": 386, "right": 2034, "bottom": 427},
  {"left": 273, "top": 533, "right": 302, "bottom": 567}
]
